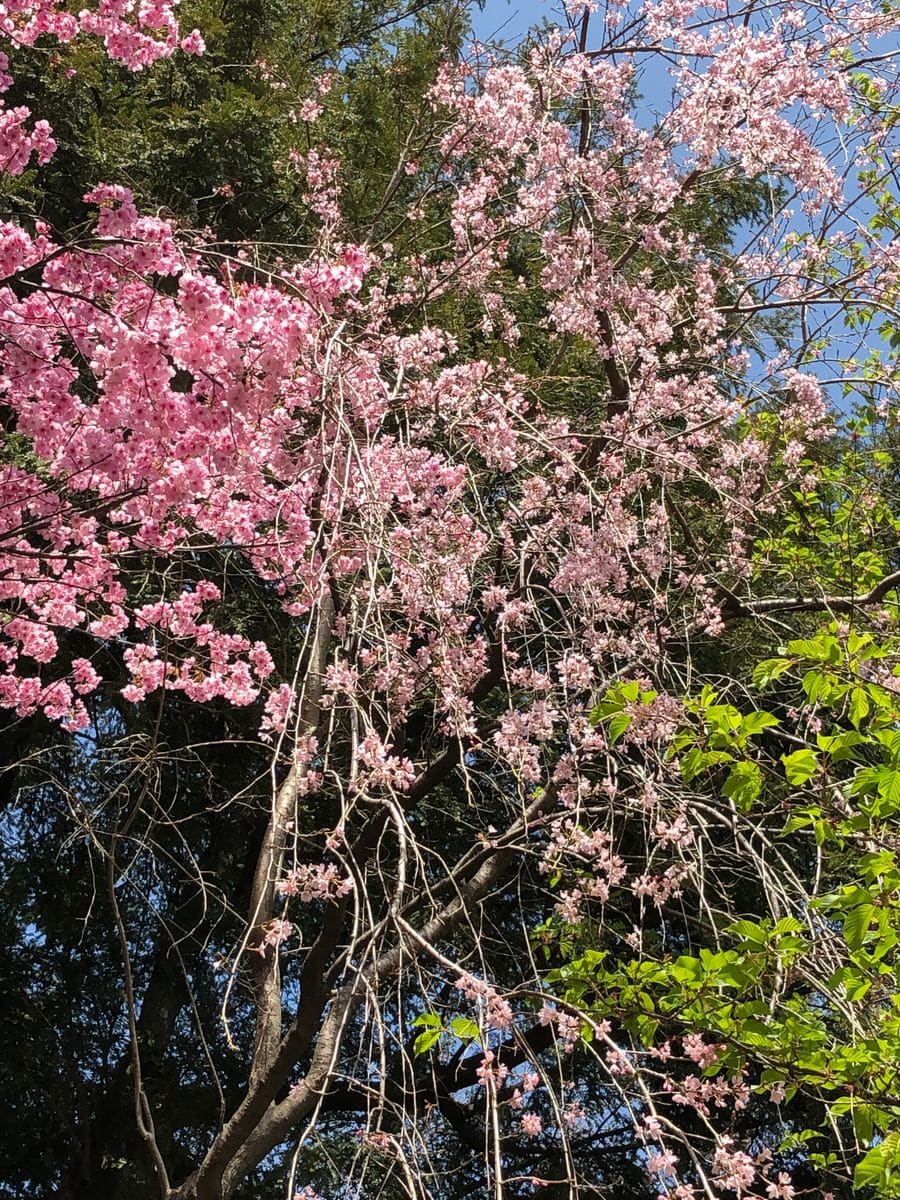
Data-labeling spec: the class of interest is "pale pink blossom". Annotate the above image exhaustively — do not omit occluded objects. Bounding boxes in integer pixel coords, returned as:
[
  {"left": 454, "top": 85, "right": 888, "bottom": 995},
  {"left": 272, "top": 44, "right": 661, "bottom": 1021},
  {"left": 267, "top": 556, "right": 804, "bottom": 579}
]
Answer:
[{"left": 521, "top": 1112, "right": 543, "bottom": 1137}]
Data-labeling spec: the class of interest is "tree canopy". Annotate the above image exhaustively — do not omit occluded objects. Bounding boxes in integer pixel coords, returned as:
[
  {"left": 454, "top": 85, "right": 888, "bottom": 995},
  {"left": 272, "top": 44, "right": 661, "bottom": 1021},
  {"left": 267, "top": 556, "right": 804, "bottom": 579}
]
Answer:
[{"left": 0, "top": 1, "right": 899, "bottom": 1199}]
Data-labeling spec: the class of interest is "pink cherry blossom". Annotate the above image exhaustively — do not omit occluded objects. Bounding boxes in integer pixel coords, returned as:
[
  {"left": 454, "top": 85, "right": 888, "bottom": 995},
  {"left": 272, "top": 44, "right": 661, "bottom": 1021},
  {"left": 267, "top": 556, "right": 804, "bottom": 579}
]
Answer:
[{"left": 520, "top": 1113, "right": 542, "bottom": 1137}]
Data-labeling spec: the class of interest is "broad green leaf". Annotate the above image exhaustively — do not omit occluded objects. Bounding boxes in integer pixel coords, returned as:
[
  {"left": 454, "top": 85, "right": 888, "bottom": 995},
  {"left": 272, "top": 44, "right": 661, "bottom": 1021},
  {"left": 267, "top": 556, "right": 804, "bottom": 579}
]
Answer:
[
  {"left": 722, "top": 761, "right": 763, "bottom": 811},
  {"left": 727, "top": 919, "right": 768, "bottom": 946},
  {"left": 843, "top": 904, "right": 875, "bottom": 951},
  {"left": 787, "top": 635, "right": 840, "bottom": 663},
  {"left": 752, "top": 658, "right": 793, "bottom": 687},
  {"left": 414, "top": 1028, "right": 442, "bottom": 1055},
  {"left": 741, "top": 710, "right": 780, "bottom": 736},
  {"left": 773, "top": 917, "right": 806, "bottom": 936},
  {"left": 816, "top": 730, "right": 867, "bottom": 759},
  {"left": 849, "top": 685, "right": 871, "bottom": 728},
  {"left": 449, "top": 1017, "right": 480, "bottom": 1040},
  {"left": 782, "top": 748, "right": 819, "bottom": 785},
  {"left": 854, "top": 1133, "right": 900, "bottom": 1194},
  {"left": 607, "top": 713, "right": 632, "bottom": 744},
  {"left": 413, "top": 1012, "right": 443, "bottom": 1030}
]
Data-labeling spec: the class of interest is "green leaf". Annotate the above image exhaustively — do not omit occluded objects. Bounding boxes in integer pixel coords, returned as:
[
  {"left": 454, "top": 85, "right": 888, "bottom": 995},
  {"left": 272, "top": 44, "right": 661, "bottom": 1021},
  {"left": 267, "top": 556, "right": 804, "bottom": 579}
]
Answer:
[
  {"left": 707, "top": 704, "right": 744, "bottom": 735},
  {"left": 852, "top": 1103, "right": 875, "bottom": 1145},
  {"left": 849, "top": 686, "right": 871, "bottom": 728},
  {"left": 679, "top": 746, "right": 706, "bottom": 781},
  {"left": 752, "top": 658, "right": 793, "bottom": 687},
  {"left": 741, "top": 710, "right": 780, "bottom": 736},
  {"left": 449, "top": 1017, "right": 480, "bottom": 1040},
  {"left": 878, "top": 769, "right": 900, "bottom": 807},
  {"left": 854, "top": 1132, "right": 900, "bottom": 1193},
  {"left": 782, "top": 748, "right": 819, "bottom": 785},
  {"left": 802, "top": 669, "right": 841, "bottom": 705},
  {"left": 413, "top": 1012, "right": 443, "bottom": 1030},
  {"left": 816, "top": 730, "right": 867, "bottom": 760},
  {"left": 773, "top": 917, "right": 805, "bottom": 936},
  {"left": 414, "top": 1028, "right": 442, "bottom": 1055},
  {"left": 722, "top": 761, "right": 763, "bottom": 811},
  {"left": 787, "top": 635, "right": 840, "bottom": 663},
  {"left": 589, "top": 699, "right": 620, "bottom": 724},
  {"left": 607, "top": 712, "right": 632, "bottom": 744},
  {"left": 726, "top": 919, "right": 768, "bottom": 946},
  {"left": 843, "top": 904, "right": 875, "bottom": 951},
  {"left": 827, "top": 965, "right": 872, "bottom": 1001}
]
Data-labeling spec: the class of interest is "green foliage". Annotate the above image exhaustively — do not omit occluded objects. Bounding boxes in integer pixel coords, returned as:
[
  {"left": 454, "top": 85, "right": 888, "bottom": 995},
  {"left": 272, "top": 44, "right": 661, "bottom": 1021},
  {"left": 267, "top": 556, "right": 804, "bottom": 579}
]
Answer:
[
  {"left": 753, "top": 415, "right": 899, "bottom": 595},
  {"left": 413, "top": 1011, "right": 481, "bottom": 1054},
  {"left": 3, "top": 0, "right": 468, "bottom": 242},
  {"left": 567, "top": 620, "right": 900, "bottom": 1197}
]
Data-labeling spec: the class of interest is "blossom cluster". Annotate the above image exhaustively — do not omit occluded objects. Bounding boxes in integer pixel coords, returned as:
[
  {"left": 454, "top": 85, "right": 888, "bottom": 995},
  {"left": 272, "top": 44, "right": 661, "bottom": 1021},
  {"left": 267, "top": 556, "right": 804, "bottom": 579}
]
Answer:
[{"left": 275, "top": 863, "right": 353, "bottom": 903}]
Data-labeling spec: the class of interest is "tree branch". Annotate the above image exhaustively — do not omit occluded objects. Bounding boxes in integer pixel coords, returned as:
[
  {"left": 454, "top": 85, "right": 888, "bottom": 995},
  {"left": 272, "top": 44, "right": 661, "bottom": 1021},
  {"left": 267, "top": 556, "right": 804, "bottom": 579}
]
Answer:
[
  {"left": 215, "top": 785, "right": 559, "bottom": 1195},
  {"left": 721, "top": 569, "right": 900, "bottom": 620},
  {"left": 245, "top": 592, "right": 335, "bottom": 1086}
]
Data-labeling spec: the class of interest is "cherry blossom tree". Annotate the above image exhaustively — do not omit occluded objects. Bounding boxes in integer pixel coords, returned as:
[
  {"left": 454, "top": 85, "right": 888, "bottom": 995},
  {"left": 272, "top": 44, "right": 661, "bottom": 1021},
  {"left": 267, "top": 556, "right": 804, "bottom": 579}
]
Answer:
[{"left": 0, "top": 0, "right": 899, "bottom": 1198}]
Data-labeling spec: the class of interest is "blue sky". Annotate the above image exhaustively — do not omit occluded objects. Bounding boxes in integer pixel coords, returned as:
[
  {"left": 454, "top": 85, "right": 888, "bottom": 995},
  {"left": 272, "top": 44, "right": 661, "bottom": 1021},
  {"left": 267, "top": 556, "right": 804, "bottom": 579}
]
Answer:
[{"left": 470, "top": 0, "right": 547, "bottom": 43}]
